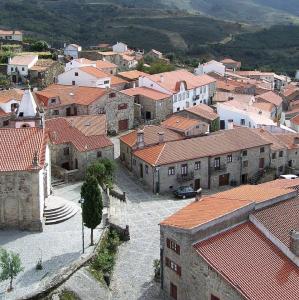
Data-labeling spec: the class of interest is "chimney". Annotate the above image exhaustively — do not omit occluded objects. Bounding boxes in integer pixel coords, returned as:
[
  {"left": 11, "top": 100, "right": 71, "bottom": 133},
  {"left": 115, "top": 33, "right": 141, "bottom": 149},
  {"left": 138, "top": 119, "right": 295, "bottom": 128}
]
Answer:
[
  {"left": 290, "top": 230, "right": 299, "bottom": 256},
  {"left": 136, "top": 129, "right": 145, "bottom": 149},
  {"left": 227, "top": 120, "right": 234, "bottom": 130},
  {"left": 160, "top": 75, "right": 164, "bottom": 83},
  {"left": 158, "top": 132, "right": 164, "bottom": 144},
  {"left": 294, "top": 137, "right": 299, "bottom": 145}
]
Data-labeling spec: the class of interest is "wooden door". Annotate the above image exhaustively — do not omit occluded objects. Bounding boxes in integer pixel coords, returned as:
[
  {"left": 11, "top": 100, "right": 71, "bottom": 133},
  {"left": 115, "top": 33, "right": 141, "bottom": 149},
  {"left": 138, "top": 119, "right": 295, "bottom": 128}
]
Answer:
[
  {"left": 194, "top": 178, "right": 201, "bottom": 190},
  {"left": 259, "top": 158, "right": 265, "bottom": 169},
  {"left": 170, "top": 282, "right": 177, "bottom": 300},
  {"left": 118, "top": 119, "right": 129, "bottom": 131},
  {"left": 219, "top": 173, "right": 229, "bottom": 186},
  {"left": 66, "top": 107, "right": 71, "bottom": 116}
]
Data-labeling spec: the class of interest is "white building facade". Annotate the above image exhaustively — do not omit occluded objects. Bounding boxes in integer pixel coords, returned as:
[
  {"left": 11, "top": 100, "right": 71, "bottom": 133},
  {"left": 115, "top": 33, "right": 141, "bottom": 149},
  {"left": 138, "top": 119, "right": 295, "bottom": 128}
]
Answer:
[
  {"left": 113, "top": 42, "right": 128, "bottom": 53},
  {"left": 64, "top": 44, "right": 82, "bottom": 59},
  {"left": 195, "top": 60, "right": 225, "bottom": 76}
]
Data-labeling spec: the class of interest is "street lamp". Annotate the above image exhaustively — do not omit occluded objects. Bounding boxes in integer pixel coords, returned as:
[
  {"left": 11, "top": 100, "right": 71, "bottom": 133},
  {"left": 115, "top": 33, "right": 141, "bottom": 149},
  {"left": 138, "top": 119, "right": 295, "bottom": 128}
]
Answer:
[{"left": 78, "top": 198, "right": 85, "bottom": 254}]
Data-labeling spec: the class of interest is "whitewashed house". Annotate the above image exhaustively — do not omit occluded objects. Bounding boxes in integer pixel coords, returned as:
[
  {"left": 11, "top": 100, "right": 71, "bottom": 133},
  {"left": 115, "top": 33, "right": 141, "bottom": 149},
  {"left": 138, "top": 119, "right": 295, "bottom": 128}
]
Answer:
[
  {"left": 65, "top": 58, "right": 95, "bottom": 72},
  {"left": 195, "top": 60, "right": 226, "bottom": 76},
  {"left": 58, "top": 66, "right": 111, "bottom": 88},
  {"left": 0, "top": 29, "right": 23, "bottom": 41},
  {"left": 64, "top": 44, "right": 82, "bottom": 59},
  {"left": 112, "top": 42, "right": 128, "bottom": 53},
  {"left": 139, "top": 70, "right": 216, "bottom": 112},
  {"left": 7, "top": 55, "right": 38, "bottom": 84}
]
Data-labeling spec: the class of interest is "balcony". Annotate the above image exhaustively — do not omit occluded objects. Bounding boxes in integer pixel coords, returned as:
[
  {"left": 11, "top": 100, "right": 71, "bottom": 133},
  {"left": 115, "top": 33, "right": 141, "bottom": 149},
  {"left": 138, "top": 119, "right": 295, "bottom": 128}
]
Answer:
[
  {"left": 177, "top": 172, "right": 194, "bottom": 183},
  {"left": 211, "top": 164, "right": 227, "bottom": 174}
]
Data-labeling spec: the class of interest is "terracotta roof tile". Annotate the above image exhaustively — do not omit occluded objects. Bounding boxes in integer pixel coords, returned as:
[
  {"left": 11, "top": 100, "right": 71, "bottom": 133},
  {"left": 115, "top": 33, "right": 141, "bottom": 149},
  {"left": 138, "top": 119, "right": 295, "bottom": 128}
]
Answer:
[
  {"left": 185, "top": 104, "right": 219, "bottom": 121},
  {"left": 161, "top": 115, "right": 201, "bottom": 132},
  {"left": 118, "top": 70, "right": 147, "bottom": 81},
  {"left": 0, "top": 29, "right": 22, "bottom": 35},
  {"left": 79, "top": 66, "right": 110, "bottom": 79},
  {"left": 134, "top": 127, "right": 269, "bottom": 166},
  {"left": 195, "top": 222, "right": 299, "bottom": 300},
  {"left": 120, "top": 125, "right": 182, "bottom": 147},
  {"left": 122, "top": 87, "right": 170, "bottom": 101},
  {"left": 253, "top": 128, "right": 287, "bottom": 151},
  {"left": 46, "top": 117, "right": 112, "bottom": 152},
  {"left": 290, "top": 114, "right": 299, "bottom": 125},
  {"left": 257, "top": 91, "right": 283, "bottom": 106},
  {"left": 0, "top": 89, "right": 24, "bottom": 104},
  {"left": 272, "top": 133, "right": 299, "bottom": 150},
  {"left": 9, "top": 55, "right": 37, "bottom": 66},
  {"left": 35, "top": 84, "right": 106, "bottom": 107},
  {"left": 0, "top": 127, "right": 47, "bottom": 171},
  {"left": 96, "top": 60, "right": 117, "bottom": 69}
]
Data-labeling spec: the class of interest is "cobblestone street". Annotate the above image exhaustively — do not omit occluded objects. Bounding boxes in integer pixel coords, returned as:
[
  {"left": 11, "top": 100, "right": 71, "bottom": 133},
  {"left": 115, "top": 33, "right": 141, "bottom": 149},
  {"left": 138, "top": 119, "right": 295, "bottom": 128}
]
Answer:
[{"left": 110, "top": 164, "right": 193, "bottom": 300}]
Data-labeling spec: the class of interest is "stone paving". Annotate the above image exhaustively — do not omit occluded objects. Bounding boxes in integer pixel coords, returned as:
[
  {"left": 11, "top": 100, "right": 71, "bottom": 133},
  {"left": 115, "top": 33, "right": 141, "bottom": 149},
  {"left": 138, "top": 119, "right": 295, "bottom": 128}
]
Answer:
[
  {"left": 0, "top": 182, "right": 103, "bottom": 300},
  {"left": 110, "top": 164, "right": 193, "bottom": 300}
]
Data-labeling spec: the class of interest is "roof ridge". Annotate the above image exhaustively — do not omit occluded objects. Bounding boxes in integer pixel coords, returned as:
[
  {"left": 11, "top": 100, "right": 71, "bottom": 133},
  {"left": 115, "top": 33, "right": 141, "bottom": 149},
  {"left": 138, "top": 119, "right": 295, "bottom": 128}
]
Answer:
[{"left": 154, "top": 143, "right": 166, "bottom": 166}]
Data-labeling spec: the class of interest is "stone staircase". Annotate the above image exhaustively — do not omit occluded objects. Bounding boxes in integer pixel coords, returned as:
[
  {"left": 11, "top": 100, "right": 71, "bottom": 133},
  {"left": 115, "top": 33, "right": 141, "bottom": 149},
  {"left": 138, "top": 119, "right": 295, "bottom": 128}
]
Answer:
[{"left": 44, "top": 197, "right": 79, "bottom": 225}]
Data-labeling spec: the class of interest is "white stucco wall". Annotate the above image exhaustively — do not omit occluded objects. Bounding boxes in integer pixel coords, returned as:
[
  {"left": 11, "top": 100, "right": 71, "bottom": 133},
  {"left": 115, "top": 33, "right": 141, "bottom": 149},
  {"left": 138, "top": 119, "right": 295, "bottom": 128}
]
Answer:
[{"left": 195, "top": 61, "right": 225, "bottom": 76}]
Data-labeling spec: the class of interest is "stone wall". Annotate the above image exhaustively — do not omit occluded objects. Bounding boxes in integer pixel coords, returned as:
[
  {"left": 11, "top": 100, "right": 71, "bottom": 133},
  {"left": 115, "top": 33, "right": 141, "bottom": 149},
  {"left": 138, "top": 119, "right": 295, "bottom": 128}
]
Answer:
[{"left": 0, "top": 170, "right": 44, "bottom": 231}]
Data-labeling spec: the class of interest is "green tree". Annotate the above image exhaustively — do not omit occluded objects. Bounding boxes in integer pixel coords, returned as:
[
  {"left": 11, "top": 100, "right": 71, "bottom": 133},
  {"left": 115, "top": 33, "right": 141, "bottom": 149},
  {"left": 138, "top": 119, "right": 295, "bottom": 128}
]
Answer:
[
  {"left": 0, "top": 74, "right": 11, "bottom": 89},
  {"left": 99, "top": 158, "right": 116, "bottom": 182},
  {"left": 0, "top": 248, "right": 24, "bottom": 291},
  {"left": 30, "top": 40, "right": 49, "bottom": 52},
  {"left": 87, "top": 159, "right": 116, "bottom": 187},
  {"left": 81, "top": 176, "right": 103, "bottom": 245}
]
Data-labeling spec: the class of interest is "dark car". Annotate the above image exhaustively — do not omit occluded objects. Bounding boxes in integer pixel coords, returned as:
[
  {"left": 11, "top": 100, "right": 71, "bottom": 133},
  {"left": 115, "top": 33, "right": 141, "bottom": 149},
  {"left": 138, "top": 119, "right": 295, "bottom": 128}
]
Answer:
[{"left": 173, "top": 186, "right": 200, "bottom": 199}]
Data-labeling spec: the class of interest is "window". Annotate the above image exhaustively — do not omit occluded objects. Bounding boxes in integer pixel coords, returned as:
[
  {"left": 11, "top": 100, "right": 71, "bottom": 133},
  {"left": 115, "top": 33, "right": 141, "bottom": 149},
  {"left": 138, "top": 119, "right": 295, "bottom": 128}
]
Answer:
[
  {"left": 19, "top": 112, "right": 24, "bottom": 117},
  {"left": 109, "top": 92, "right": 116, "bottom": 98},
  {"left": 97, "top": 151, "right": 102, "bottom": 158},
  {"left": 195, "top": 161, "right": 201, "bottom": 170},
  {"left": 240, "top": 119, "right": 245, "bottom": 125},
  {"left": 22, "top": 67, "right": 25, "bottom": 71},
  {"left": 166, "top": 238, "right": 180, "bottom": 255},
  {"left": 3, "top": 120, "right": 9, "bottom": 126},
  {"left": 52, "top": 110, "right": 59, "bottom": 115},
  {"left": 64, "top": 147, "right": 70, "bottom": 155},
  {"left": 260, "top": 147, "right": 265, "bottom": 153},
  {"left": 104, "top": 80, "right": 109, "bottom": 84},
  {"left": 75, "top": 72, "right": 78, "bottom": 76},
  {"left": 279, "top": 151, "right": 283, "bottom": 157},
  {"left": 242, "top": 150, "right": 247, "bottom": 156},
  {"left": 243, "top": 160, "right": 248, "bottom": 168},
  {"left": 168, "top": 167, "right": 175, "bottom": 176},
  {"left": 272, "top": 153, "right": 276, "bottom": 159},
  {"left": 118, "top": 103, "right": 128, "bottom": 110},
  {"left": 72, "top": 81, "right": 75, "bottom": 85},
  {"left": 181, "top": 164, "right": 188, "bottom": 175},
  {"left": 227, "top": 154, "right": 232, "bottom": 163},
  {"left": 288, "top": 160, "right": 293, "bottom": 167},
  {"left": 279, "top": 166, "right": 284, "bottom": 172},
  {"left": 145, "top": 165, "right": 149, "bottom": 174},
  {"left": 165, "top": 257, "right": 181, "bottom": 276},
  {"left": 50, "top": 98, "right": 56, "bottom": 104},
  {"left": 11, "top": 67, "right": 13, "bottom": 71},
  {"left": 176, "top": 107, "right": 180, "bottom": 112},
  {"left": 21, "top": 123, "right": 30, "bottom": 128},
  {"left": 214, "top": 157, "right": 220, "bottom": 169}
]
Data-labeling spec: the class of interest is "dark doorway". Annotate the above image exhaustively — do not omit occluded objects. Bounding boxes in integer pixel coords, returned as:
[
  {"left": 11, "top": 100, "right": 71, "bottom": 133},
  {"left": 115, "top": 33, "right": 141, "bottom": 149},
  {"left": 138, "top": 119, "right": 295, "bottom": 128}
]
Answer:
[
  {"left": 12, "top": 75, "right": 17, "bottom": 83},
  {"left": 145, "top": 111, "right": 151, "bottom": 120},
  {"left": 61, "top": 162, "right": 70, "bottom": 170},
  {"left": 140, "top": 164, "right": 143, "bottom": 178},
  {"left": 241, "top": 174, "right": 248, "bottom": 184},
  {"left": 194, "top": 178, "right": 201, "bottom": 190},
  {"left": 220, "top": 120, "right": 225, "bottom": 130},
  {"left": 66, "top": 107, "right": 71, "bottom": 116},
  {"left": 219, "top": 173, "right": 230, "bottom": 186},
  {"left": 259, "top": 158, "right": 265, "bottom": 169}
]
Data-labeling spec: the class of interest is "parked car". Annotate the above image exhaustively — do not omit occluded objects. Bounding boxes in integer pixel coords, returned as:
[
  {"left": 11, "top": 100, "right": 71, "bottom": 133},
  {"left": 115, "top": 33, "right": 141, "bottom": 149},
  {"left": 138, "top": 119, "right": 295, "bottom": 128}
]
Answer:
[
  {"left": 173, "top": 186, "right": 200, "bottom": 199},
  {"left": 279, "top": 174, "right": 298, "bottom": 180}
]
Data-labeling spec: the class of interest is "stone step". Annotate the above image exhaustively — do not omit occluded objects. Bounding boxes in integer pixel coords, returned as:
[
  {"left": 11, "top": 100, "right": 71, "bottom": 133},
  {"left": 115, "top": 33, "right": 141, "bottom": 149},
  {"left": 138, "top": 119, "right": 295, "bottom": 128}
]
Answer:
[
  {"left": 45, "top": 206, "right": 75, "bottom": 220},
  {"left": 45, "top": 208, "right": 78, "bottom": 225},
  {"left": 44, "top": 204, "right": 67, "bottom": 214}
]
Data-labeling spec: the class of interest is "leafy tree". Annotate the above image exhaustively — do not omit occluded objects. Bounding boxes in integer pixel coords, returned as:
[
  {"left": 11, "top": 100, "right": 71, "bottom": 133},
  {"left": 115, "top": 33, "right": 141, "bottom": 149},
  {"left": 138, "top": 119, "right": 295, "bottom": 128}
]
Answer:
[
  {"left": 99, "top": 158, "right": 116, "bottom": 181},
  {"left": 30, "top": 40, "right": 49, "bottom": 52},
  {"left": 0, "top": 74, "right": 11, "bottom": 89},
  {"left": 0, "top": 248, "right": 24, "bottom": 291},
  {"left": 81, "top": 176, "right": 103, "bottom": 245},
  {"left": 87, "top": 159, "right": 116, "bottom": 187}
]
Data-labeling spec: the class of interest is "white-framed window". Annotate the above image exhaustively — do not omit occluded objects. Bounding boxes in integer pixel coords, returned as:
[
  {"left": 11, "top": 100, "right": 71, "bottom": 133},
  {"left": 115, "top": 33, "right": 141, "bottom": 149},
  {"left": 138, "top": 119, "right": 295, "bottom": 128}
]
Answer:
[
  {"left": 195, "top": 161, "right": 201, "bottom": 170},
  {"left": 168, "top": 167, "right": 175, "bottom": 176}
]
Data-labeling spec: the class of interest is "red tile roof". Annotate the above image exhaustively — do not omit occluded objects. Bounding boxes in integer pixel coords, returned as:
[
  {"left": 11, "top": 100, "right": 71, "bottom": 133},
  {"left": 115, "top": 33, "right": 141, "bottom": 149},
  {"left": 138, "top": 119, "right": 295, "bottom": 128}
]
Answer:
[
  {"left": 9, "top": 55, "right": 37, "bottom": 66},
  {"left": 117, "top": 70, "right": 148, "bottom": 81},
  {"left": 185, "top": 104, "right": 219, "bottom": 121},
  {"left": 0, "top": 89, "right": 24, "bottom": 104},
  {"left": 134, "top": 127, "right": 270, "bottom": 166},
  {"left": 194, "top": 222, "right": 299, "bottom": 300},
  {"left": 120, "top": 125, "right": 182, "bottom": 148},
  {"left": 0, "top": 127, "right": 47, "bottom": 171},
  {"left": 35, "top": 84, "right": 107, "bottom": 107},
  {"left": 161, "top": 115, "right": 201, "bottom": 132},
  {"left": 290, "top": 114, "right": 299, "bottom": 126},
  {"left": 122, "top": 87, "right": 170, "bottom": 101},
  {"left": 79, "top": 66, "right": 110, "bottom": 79},
  {"left": 257, "top": 91, "right": 283, "bottom": 107},
  {"left": 96, "top": 60, "right": 117, "bottom": 69},
  {"left": 144, "top": 70, "right": 216, "bottom": 93},
  {"left": 46, "top": 117, "right": 112, "bottom": 152}
]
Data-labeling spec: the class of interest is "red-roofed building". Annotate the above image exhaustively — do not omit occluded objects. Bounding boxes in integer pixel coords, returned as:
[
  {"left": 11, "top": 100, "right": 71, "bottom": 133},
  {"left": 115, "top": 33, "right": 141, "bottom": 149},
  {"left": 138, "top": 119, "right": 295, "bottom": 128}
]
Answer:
[
  {"left": 46, "top": 115, "right": 113, "bottom": 180},
  {"left": 138, "top": 70, "right": 216, "bottom": 112},
  {"left": 0, "top": 126, "right": 50, "bottom": 231},
  {"left": 35, "top": 84, "right": 135, "bottom": 133},
  {"left": 160, "top": 180, "right": 299, "bottom": 300}
]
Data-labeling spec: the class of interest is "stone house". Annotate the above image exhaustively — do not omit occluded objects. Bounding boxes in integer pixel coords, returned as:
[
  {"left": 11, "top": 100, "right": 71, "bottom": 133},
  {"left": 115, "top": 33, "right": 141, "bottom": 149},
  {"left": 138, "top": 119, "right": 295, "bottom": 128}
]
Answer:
[
  {"left": 35, "top": 84, "right": 135, "bottom": 133},
  {"left": 130, "top": 127, "right": 271, "bottom": 193},
  {"left": 220, "top": 58, "right": 241, "bottom": 71},
  {"left": 64, "top": 44, "right": 82, "bottom": 59},
  {"left": 0, "top": 127, "right": 50, "bottom": 231},
  {"left": 161, "top": 115, "right": 209, "bottom": 137},
  {"left": 176, "top": 104, "right": 220, "bottom": 132},
  {"left": 117, "top": 70, "right": 148, "bottom": 88},
  {"left": 120, "top": 125, "right": 183, "bottom": 170},
  {"left": 122, "top": 86, "right": 173, "bottom": 122},
  {"left": 46, "top": 115, "right": 114, "bottom": 180},
  {"left": 255, "top": 90, "right": 283, "bottom": 119},
  {"left": 159, "top": 180, "right": 299, "bottom": 300},
  {"left": 29, "top": 59, "right": 64, "bottom": 89}
]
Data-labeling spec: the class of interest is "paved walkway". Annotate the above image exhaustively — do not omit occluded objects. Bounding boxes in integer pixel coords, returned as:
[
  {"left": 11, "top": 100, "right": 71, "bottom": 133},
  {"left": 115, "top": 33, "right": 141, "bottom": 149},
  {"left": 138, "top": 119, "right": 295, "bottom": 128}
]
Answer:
[
  {"left": 110, "top": 164, "right": 193, "bottom": 300},
  {"left": 0, "top": 182, "right": 103, "bottom": 300}
]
